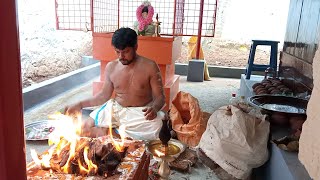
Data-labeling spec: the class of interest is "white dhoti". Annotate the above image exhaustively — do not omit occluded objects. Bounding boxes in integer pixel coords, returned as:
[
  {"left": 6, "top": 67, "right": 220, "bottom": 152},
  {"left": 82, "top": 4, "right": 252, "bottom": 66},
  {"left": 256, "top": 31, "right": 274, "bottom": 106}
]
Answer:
[{"left": 89, "top": 99, "right": 163, "bottom": 140}]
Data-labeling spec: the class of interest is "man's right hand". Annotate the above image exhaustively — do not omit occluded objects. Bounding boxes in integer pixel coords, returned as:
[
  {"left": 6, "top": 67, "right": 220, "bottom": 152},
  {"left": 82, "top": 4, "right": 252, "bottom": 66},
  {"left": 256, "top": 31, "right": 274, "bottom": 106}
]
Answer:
[{"left": 64, "top": 102, "right": 82, "bottom": 115}]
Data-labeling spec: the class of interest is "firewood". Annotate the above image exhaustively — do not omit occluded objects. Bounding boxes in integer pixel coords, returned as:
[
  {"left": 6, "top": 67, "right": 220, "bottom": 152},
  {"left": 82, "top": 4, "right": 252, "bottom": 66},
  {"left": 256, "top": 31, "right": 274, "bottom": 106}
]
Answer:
[
  {"left": 59, "top": 151, "right": 70, "bottom": 167},
  {"left": 70, "top": 161, "right": 79, "bottom": 174},
  {"left": 105, "top": 148, "right": 127, "bottom": 172},
  {"left": 78, "top": 148, "right": 88, "bottom": 169}
]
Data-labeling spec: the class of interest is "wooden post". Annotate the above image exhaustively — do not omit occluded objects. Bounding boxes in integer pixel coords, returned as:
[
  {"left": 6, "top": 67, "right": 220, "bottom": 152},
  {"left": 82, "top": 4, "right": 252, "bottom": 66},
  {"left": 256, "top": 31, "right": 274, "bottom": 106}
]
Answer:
[
  {"left": 0, "top": 0, "right": 27, "bottom": 179},
  {"left": 196, "top": 0, "right": 205, "bottom": 59}
]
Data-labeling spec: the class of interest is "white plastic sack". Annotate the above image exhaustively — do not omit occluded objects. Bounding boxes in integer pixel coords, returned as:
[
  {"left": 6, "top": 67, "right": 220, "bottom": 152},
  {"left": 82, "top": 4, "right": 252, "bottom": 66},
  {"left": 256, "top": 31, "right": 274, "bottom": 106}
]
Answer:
[{"left": 199, "top": 106, "right": 270, "bottom": 179}]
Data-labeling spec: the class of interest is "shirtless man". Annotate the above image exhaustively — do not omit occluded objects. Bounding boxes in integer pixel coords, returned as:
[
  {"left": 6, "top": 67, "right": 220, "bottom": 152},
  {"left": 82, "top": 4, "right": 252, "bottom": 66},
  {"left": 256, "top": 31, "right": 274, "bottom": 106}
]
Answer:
[{"left": 65, "top": 27, "right": 165, "bottom": 140}]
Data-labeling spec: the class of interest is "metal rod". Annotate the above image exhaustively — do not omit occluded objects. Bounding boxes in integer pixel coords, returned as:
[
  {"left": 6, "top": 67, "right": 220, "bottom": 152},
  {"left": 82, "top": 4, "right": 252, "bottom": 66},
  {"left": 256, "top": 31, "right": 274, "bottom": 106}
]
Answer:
[
  {"left": 213, "top": 0, "right": 218, "bottom": 37},
  {"left": 196, "top": 0, "right": 205, "bottom": 59},
  {"left": 55, "top": 0, "right": 59, "bottom": 29},
  {"left": 172, "top": 0, "right": 177, "bottom": 36},
  {"left": 90, "top": 0, "right": 94, "bottom": 32},
  {"left": 118, "top": 0, "right": 120, "bottom": 29}
]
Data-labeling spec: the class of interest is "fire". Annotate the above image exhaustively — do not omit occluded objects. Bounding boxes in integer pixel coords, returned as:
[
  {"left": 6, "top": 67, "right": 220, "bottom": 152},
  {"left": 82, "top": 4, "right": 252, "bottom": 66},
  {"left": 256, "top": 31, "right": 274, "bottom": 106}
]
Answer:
[
  {"left": 48, "top": 111, "right": 82, "bottom": 142},
  {"left": 109, "top": 125, "right": 125, "bottom": 152},
  {"left": 78, "top": 147, "right": 98, "bottom": 175},
  {"left": 29, "top": 111, "right": 127, "bottom": 176},
  {"left": 155, "top": 149, "right": 165, "bottom": 157},
  {"left": 108, "top": 105, "right": 126, "bottom": 152},
  {"left": 30, "top": 148, "right": 54, "bottom": 169}
]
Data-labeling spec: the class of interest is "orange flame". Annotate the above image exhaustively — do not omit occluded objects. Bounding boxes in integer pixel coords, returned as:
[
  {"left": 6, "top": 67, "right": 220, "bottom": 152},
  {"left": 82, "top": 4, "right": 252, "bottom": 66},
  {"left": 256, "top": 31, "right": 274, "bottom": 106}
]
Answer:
[
  {"left": 108, "top": 104, "right": 125, "bottom": 152},
  {"left": 61, "top": 140, "right": 76, "bottom": 173},
  {"left": 55, "top": 138, "right": 68, "bottom": 156},
  {"left": 155, "top": 149, "right": 165, "bottom": 157},
  {"left": 30, "top": 112, "right": 99, "bottom": 176},
  {"left": 109, "top": 125, "right": 125, "bottom": 152},
  {"left": 30, "top": 148, "right": 54, "bottom": 169},
  {"left": 78, "top": 146, "right": 98, "bottom": 175}
]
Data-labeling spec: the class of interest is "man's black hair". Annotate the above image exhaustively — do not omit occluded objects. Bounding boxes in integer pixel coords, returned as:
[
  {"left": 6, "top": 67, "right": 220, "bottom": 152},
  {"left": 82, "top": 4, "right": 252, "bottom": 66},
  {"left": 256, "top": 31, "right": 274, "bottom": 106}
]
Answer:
[{"left": 112, "top": 27, "right": 137, "bottom": 50}]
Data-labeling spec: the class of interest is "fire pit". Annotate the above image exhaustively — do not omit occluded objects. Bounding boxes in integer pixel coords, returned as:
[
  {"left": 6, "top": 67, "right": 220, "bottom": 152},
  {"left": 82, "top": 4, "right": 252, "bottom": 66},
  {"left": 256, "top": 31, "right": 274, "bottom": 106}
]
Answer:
[
  {"left": 27, "top": 137, "right": 149, "bottom": 179},
  {"left": 26, "top": 112, "right": 150, "bottom": 179}
]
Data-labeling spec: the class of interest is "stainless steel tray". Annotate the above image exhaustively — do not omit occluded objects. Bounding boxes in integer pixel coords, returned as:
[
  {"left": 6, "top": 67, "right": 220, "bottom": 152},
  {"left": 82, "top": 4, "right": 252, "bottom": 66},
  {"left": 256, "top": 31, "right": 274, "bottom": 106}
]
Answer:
[
  {"left": 25, "top": 120, "right": 57, "bottom": 141},
  {"left": 248, "top": 95, "right": 308, "bottom": 114}
]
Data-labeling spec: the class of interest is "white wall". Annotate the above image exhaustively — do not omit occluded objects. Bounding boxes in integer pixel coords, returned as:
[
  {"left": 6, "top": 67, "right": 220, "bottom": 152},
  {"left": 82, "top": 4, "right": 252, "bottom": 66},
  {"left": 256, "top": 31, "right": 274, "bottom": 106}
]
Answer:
[{"left": 219, "top": 0, "right": 290, "bottom": 44}]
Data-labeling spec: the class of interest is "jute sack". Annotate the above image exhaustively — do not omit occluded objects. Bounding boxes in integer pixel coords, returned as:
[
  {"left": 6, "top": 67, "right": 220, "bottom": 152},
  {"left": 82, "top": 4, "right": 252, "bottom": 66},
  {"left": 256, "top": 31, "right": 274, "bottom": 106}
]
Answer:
[
  {"left": 170, "top": 91, "right": 207, "bottom": 147},
  {"left": 199, "top": 106, "right": 270, "bottom": 179}
]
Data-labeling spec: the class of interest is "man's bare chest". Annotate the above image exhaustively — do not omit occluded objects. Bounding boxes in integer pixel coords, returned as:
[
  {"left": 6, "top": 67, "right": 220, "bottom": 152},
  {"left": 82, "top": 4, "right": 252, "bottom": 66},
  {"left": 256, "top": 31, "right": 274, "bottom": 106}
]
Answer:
[{"left": 110, "top": 70, "right": 150, "bottom": 92}]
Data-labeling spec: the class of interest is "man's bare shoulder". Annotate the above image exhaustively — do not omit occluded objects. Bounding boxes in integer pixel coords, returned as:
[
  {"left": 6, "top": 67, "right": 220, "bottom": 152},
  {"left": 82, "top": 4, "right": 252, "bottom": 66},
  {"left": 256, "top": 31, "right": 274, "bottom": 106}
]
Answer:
[
  {"left": 105, "top": 60, "right": 119, "bottom": 70},
  {"left": 137, "top": 56, "right": 158, "bottom": 68}
]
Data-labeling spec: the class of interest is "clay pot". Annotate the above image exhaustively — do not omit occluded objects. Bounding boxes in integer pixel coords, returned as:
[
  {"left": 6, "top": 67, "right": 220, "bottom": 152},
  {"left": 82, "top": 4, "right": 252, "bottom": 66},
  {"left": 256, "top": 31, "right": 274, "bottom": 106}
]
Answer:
[
  {"left": 272, "top": 81, "right": 281, "bottom": 85},
  {"left": 268, "top": 87, "right": 276, "bottom": 92},
  {"left": 252, "top": 83, "right": 262, "bottom": 89},
  {"left": 270, "top": 112, "right": 289, "bottom": 125},
  {"left": 254, "top": 85, "right": 265, "bottom": 92},
  {"left": 290, "top": 120, "right": 305, "bottom": 131},
  {"left": 261, "top": 79, "right": 271, "bottom": 83},
  {"left": 254, "top": 87, "right": 265, "bottom": 94},
  {"left": 282, "top": 89, "right": 293, "bottom": 94},
  {"left": 294, "top": 129, "right": 302, "bottom": 137},
  {"left": 262, "top": 82, "right": 271, "bottom": 86},
  {"left": 271, "top": 79, "right": 282, "bottom": 84},
  {"left": 270, "top": 89, "right": 281, "bottom": 94},
  {"left": 265, "top": 84, "right": 274, "bottom": 89},
  {"left": 256, "top": 88, "right": 268, "bottom": 94},
  {"left": 289, "top": 116, "right": 306, "bottom": 131},
  {"left": 257, "top": 90, "right": 268, "bottom": 95},
  {"left": 278, "top": 85, "right": 287, "bottom": 89}
]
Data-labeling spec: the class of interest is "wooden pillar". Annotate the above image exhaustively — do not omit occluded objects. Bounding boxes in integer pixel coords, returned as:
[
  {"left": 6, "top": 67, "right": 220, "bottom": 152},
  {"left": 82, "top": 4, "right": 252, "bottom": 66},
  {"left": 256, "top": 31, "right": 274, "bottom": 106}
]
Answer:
[{"left": 0, "top": 0, "right": 27, "bottom": 179}]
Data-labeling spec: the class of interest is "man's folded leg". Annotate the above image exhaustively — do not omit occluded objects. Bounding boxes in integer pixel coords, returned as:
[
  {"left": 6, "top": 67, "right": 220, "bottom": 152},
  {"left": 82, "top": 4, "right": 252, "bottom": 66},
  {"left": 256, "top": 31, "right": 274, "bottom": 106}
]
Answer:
[{"left": 119, "top": 107, "right": 164, "bottom": 140}]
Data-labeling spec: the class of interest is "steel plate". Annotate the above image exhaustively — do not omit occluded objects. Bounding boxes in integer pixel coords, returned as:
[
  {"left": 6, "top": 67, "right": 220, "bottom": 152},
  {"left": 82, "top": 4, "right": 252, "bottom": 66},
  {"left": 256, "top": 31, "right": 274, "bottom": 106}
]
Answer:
[
  {"left": 25, "top": 120, "right": 57, "bottom": 141},
  {"left": 248, "top": 95, "right": 308, "bottom": 114}
]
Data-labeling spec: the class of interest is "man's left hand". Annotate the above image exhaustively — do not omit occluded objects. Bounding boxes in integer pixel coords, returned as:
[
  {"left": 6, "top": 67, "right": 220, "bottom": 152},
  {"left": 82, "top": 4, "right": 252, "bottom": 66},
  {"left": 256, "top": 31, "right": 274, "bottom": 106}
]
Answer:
[{"left": 142, "top": 107, "right": 157, "bottom": 120}]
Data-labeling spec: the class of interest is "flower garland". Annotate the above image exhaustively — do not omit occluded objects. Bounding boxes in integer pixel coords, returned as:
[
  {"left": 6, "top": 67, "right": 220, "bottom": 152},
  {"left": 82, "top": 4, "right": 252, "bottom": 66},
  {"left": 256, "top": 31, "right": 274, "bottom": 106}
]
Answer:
[{"left": 136, "top": 3, "right": 154, "bottom": 31}]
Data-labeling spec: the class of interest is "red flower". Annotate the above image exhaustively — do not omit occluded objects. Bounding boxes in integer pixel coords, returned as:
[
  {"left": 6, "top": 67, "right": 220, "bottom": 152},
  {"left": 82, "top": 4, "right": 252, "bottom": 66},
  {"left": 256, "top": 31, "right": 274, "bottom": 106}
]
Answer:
[{"left": 136, "top": 5, "right": 154, "bottom": 31}]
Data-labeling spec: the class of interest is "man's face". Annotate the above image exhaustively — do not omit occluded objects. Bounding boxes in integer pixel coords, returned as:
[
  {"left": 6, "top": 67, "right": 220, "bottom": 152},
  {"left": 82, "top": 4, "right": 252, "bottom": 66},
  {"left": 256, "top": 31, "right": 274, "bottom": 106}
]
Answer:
[{"left": 115, "top": 46, "right": 137, "bottom": 65}]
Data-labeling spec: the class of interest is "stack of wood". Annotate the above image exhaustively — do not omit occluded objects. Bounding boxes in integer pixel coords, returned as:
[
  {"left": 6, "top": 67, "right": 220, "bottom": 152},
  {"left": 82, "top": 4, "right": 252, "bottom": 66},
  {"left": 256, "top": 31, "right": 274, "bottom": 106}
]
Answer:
[
  {"left": 252, "top": 78, "right": 293, "bottom": 95},
  {"left": 29, "top": 137, "right": 127, "bottom": 177}
]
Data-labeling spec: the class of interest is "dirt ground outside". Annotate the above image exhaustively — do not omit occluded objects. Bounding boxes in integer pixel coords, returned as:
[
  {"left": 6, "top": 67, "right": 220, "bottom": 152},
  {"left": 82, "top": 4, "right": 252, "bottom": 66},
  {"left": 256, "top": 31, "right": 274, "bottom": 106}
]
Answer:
[
  {"left": 177, "top": 37, "right": 272, "bottom": 67},
  {"left": 18, "top": 0, "right": 275, "bottom": 88}
]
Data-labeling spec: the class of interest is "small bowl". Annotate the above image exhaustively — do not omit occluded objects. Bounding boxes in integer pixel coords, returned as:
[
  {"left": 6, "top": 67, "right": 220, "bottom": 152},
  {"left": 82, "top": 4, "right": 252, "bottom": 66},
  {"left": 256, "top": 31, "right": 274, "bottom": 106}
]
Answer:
[{"left": 146, "top": 139, "right": 187, "bottom": 161}]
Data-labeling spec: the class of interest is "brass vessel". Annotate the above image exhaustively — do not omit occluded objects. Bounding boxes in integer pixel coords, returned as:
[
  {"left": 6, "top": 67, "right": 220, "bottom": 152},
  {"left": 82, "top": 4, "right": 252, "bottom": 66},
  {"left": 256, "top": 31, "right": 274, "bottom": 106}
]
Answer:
[{"left": 146, "top": 139, "right": 186, "bottom": 179}]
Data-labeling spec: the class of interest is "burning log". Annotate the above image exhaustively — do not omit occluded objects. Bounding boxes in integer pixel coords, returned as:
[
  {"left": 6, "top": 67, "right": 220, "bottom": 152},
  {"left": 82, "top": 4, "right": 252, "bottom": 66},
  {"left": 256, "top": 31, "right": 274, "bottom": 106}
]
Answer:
[
  {"left": 97, "top": 146, "right": 128, "bottom": 177},
  {"left": 29, "top": 137, "right": 128, "bottom": 177},
  {"left": 27, "top": 113, "right": 148, "bottom": 179},
  {"left": 27, "top": 138, "right": 148, "bottom": 180}
]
